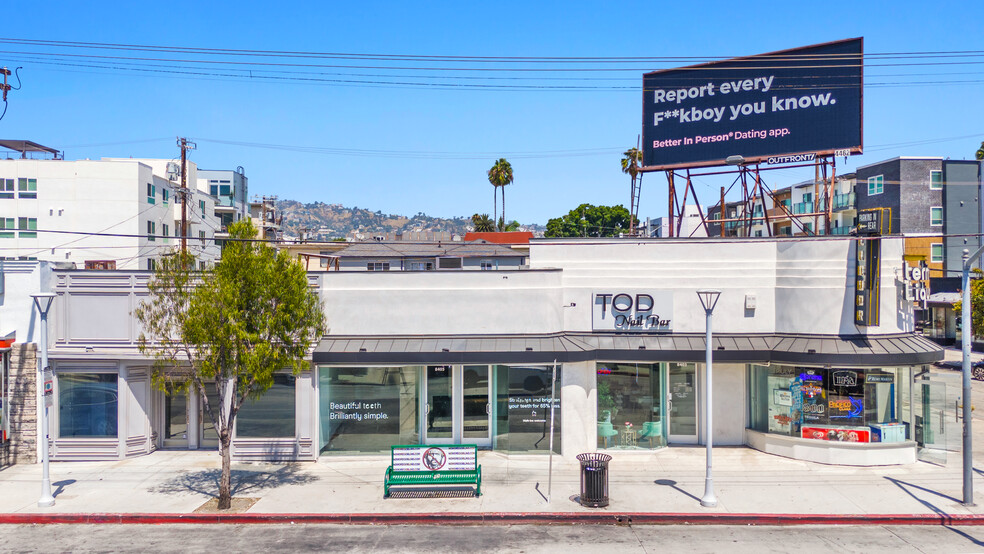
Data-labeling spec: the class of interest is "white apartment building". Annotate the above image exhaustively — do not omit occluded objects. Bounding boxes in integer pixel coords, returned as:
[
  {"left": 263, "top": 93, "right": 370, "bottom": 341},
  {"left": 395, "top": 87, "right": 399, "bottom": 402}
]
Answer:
[{"left": 0, "top": 142, "right": 223, "bottom": 270}]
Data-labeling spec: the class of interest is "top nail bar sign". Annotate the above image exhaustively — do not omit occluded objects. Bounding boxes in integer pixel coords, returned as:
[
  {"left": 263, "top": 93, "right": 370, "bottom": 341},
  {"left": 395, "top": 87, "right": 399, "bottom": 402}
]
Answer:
[{"left": 642, "top": 38, "right": 863, "bottom": 170}]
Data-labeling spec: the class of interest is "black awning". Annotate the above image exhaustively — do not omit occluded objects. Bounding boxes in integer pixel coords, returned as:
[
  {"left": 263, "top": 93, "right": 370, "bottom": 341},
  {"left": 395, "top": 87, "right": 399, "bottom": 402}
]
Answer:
[{"left": 313, "top": 332, "right": 943, "bottom": 367}]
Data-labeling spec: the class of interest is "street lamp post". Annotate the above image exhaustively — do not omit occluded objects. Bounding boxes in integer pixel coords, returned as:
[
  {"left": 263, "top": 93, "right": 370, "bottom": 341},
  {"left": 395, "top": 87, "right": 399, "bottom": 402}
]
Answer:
[
  {"left": 696, "top": 289, "right": 722, "bottom": 508},
  {"left": 31, "top": 292, "right": 56, "bottom": 508},
  {"left": 961, "top": 247, "right": 984, "bottom": 505}
]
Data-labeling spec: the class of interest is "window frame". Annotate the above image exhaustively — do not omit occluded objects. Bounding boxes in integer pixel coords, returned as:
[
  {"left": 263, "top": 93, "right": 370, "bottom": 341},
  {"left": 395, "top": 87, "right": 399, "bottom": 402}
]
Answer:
[
  {"left": 930, "top": 206, "right": 943, "bottom": 227},
  {"left": 930, "top": 243, "right": 944, "bottom": 263},
  {"left": 867, "top": 175, "right": 884, "bottom": 196},
  {"left": 147, "top": 183, "right": 156, "bottom": 204},
  {"left": 930, "top": 170, "right": 943, "bottom": 191},
  {"left": 147, "top": 220, "right": 156, "bottom": 241}
]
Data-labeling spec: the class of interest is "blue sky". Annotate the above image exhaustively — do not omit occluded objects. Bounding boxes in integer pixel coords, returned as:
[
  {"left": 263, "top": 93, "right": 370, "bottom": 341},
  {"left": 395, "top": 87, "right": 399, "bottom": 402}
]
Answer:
[{"left": 1, "top": 1, "right": 982, "bottom": 225}]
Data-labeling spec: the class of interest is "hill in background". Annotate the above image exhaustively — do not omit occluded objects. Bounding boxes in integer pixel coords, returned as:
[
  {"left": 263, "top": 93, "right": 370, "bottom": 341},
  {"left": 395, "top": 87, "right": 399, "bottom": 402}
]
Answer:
[{"left": 276, "top": 200, "right": 544, "bottom": 240}]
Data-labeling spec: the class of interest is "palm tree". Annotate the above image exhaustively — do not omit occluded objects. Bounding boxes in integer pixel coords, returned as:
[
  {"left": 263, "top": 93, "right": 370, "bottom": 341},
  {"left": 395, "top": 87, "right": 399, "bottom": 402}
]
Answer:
[
  {"left": 621, "top": 148, "right": 643, "bottom": 235},
  {"left": 472, "top": 213, "right": 495, "bottom": 232},
  {"left": 487, "top": 158, "right": 514, "bottom": 230}
]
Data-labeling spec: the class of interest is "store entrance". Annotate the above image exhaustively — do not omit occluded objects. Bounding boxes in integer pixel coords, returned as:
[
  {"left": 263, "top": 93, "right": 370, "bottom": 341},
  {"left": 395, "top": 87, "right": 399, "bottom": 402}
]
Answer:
[
  {"left": 667, "top": 363, "right": 699, "bottom": 444},
  {"left": 160, "top": 383, "right": 220, "bottom": 450},
  {"left": 422, "top": 365, "right": 491, "bottom": 447}
]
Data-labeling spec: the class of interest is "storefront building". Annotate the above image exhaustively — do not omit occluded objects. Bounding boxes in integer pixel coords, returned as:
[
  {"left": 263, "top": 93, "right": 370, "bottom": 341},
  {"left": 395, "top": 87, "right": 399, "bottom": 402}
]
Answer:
[{"left": 32, "top": 237, "right": 941, "bottom": 465}]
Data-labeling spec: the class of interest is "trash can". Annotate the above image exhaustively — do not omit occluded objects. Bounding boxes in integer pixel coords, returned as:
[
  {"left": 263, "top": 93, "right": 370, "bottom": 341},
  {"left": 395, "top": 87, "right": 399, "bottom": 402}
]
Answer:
[{"left": 576, "top": 452, "right": 612, "bottom": 507}]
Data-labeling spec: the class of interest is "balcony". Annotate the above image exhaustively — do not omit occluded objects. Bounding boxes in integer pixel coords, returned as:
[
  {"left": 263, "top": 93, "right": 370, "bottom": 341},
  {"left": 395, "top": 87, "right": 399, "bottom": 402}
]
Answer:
[
  {"left": 792, "top": 201, "right": 814, "bottom": 215},
  {"left": 833, "top": 192, "right": 856, "bottom": 211},
  {"left": 830, "top": 226, "right": 852, "bottom": 235}
]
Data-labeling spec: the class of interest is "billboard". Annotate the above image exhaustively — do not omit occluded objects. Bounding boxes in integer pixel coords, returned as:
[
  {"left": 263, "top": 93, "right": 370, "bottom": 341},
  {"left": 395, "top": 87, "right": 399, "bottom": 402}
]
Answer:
[{"left": 642, "top": 38, "right": 863, "bottom": 170}]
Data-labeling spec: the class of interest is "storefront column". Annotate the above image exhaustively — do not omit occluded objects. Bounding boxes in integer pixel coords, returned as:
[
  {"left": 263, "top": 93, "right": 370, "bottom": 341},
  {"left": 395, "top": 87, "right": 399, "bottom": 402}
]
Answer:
[{"left": 560, "top": 361, "right": 594, "bottom": 457}]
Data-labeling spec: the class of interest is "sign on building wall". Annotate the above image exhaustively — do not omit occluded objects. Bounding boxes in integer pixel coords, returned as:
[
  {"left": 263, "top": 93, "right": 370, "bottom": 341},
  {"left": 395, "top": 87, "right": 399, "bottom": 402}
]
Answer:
[
  {"left": 902, "top": 261, "right": 929, "bottom": 310},
  {"left": 642, "top": 38, "right": 863, "bottom": 170},
  {"left": 592, "top": 291, "right": 673, "bottom": 332},
  {"left": 854, "top": 238, "right": 881, "bottom": 326}
]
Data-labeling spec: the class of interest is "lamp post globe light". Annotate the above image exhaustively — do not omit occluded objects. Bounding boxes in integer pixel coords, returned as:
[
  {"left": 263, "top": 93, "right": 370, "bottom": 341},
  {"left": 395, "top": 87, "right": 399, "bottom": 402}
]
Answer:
[
  {"left": 31, "top": 292, "right": 56, "bottom": 508},
  {"left": 696, "top": 289, "right": 722, "bottom": 508}
]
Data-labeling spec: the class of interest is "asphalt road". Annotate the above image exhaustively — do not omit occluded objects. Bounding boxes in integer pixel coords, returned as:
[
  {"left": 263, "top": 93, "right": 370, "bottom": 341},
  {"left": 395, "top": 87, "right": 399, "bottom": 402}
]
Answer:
[{"left": 4, "top": 523, "right": 984, "bottom": 553}]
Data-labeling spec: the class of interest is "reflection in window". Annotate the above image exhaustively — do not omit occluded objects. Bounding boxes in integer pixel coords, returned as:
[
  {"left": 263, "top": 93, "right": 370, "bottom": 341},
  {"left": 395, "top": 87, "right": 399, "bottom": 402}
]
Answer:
[
  {"left": 58, "top": 373, "right": 118, "bottom": 438},
  {"left": 596, "top": 363, "right": 663, "bottom": 450},
  {"left": 494, "top": 365, "right": 561, "bottom": 454},
  {"left": 237, "top": 373, "right": 297, "bottom": 437},
  {"left": 319, "top": 367, "right": 419, "bottom": 454}
]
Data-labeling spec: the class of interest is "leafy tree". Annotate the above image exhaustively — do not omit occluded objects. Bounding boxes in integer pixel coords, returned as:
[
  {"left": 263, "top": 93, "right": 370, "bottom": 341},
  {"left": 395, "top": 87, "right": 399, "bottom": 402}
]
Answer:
[
  {"left": 135, "top": 220, "right": 327, "bottom": 510},
  {"left": 471, "top": 213, "right": 495, "bottom": 232},
  {"left": 620, "top": 148, "right": 643, "bottom": 234},
  {"left": 955, "top": 269, "right": 984, "bottom": 339},
  {"left": 545, "top": 203, "right": 637, "bottom": 238},
  {"left": 487, "top": 158, "right": 514, "bottom": 229}
]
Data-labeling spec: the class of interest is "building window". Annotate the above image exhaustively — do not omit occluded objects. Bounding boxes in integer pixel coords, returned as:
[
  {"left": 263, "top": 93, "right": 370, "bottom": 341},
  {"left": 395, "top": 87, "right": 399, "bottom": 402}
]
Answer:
[
  {"left": 58, "top": 373, "right": 118, "bottom": 438},
  {"left": 162, "top": 223, "right": 170, "bottom": 244},
  {"left": 199, "top": 199, "right": 206, "bottom": 216},
  {"left": 199, "top": 230, "right": 206, "bottom": 246},
  {"left": 367, "top": 262, "right": 390, "bottom": 271},
  {"left": 17, "top": 217, "right": 36, "bottom": 238},
  {"left": 199, "top": 261, "right": 206, "bottom": 271},
  {"left": 319, "top": 367, "right": 420, "bottom": 454},
  {"left": 147, "top": 183, "right": 155, "bottom": 204},
  {"left": 162, "top": 188, "right": 169, "bottom": 204},
  {"left": 17, "top": 178, "right": 37, "bottom": 199},
  {"left": 0, "top": 217, "right": 13, "bottom": 238},
  {"left": 930, "top": 170, "right": 943, "bottom": 190},
  {"left": 867, "top": 175, "right": 884, "bottom": 196},
  {"left": 930, "top": 207, "right": 943, "bottom": 227},
  {"left": 408, "top": 261, "right": 433, "bottom": 271},
  {"left": 0, "top": 178, "right": 14, "bottom": 199},
  {"left": 749, "top": 365, "right": 910, "bottom": 442},
  {"left": 237, "top": 373, "right": 296, "bottom": 438},
  {"left": 147, "top": 258, "right": 156, "bottom": 271},
  {"left": 493, "top": 365, "right": 561, "bottom": 453},
  {"left": 480, "top": 260, "right": 495, "bottom": 270},
  {"left": 931, "top": 243, "right": 944, "bottom": 263},
  {"left": 147, "top": 221, "right": 156, "bottom": 241},
  {"left": 596, "top": 363, "right": 662, "bottom": 450}
]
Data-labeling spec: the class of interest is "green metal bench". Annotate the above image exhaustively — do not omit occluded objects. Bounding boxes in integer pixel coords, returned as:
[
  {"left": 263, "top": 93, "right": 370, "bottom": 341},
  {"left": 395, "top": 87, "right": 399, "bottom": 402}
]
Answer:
[{"left": 384, "top": 444, "right": 481, "bottom": 498}]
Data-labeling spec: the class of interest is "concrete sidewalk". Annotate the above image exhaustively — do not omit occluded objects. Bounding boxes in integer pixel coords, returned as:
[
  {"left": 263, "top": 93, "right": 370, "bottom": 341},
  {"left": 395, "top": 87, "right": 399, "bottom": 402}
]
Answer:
[{"left": 0, "top": 446, "right": 982, "bottom": 522}]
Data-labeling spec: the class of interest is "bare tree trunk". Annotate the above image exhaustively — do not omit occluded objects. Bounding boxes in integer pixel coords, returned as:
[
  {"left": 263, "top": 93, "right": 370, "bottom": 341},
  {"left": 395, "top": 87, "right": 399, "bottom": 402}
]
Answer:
[
  {"left": 218, "top": 432, "right": 232, "bottom": 509},
  {"left": 493, "top": 187, "right": 497, "bottom": 228},
  {"left": 502, "top": 186, "right": 506, "bottom": 230}
]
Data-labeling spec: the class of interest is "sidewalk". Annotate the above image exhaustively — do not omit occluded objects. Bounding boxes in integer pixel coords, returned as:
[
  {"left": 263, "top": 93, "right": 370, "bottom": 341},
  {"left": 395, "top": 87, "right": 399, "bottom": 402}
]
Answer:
[{"left": 1, "top": 446, "right": 983, "bottom": 524}]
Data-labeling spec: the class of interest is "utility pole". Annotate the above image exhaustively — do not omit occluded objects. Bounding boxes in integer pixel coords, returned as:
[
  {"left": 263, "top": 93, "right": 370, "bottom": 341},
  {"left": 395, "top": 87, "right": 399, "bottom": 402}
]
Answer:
[{"left": 177, "top": 138, "right": 197, "bottom": 254}]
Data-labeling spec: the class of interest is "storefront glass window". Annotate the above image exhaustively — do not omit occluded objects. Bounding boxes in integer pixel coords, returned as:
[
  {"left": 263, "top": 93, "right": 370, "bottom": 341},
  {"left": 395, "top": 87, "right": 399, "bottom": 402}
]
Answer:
[
  {"left": 493, "top": 365, "right": 560, "bottom": 454},
  {"left": 237, "top": 373, "right": 297, "bottom": 438},
  {"left": 749, "top": 365, "right": 910, "bottom": 443},
  {"left": 319, "top": 366, "right": 420, "bottom": 454},
  {"left": 596, "top": 363, "right": 664, "bottom": 450},
  {"left": 58, "top": 373, "right": 118, "bottom": 438}
]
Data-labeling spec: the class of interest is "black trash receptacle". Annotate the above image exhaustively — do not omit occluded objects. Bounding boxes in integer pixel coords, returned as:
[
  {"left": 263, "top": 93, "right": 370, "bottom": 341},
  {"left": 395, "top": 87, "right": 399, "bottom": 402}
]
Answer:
[{"left": 576, "top": 453, "right": 612, "bottom": 507}]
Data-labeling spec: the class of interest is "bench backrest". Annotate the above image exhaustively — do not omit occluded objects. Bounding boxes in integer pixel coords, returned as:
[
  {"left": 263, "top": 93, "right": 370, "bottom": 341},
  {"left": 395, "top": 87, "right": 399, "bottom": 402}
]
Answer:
[{"left": 391, "top": 445, "right": 477, "bottom": 472}]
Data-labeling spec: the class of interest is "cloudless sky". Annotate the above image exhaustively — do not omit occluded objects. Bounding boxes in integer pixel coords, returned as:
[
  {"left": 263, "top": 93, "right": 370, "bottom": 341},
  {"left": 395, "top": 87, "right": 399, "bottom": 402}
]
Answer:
[{"left": 1, "top": 1, "right": 982, "bottom": 225}]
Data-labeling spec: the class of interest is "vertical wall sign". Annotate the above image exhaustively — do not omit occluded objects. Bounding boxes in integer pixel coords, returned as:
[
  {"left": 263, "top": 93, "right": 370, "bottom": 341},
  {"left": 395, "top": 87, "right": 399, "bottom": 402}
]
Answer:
[{"left": 854, "top": 209, "right": 883, "bottom": 326}]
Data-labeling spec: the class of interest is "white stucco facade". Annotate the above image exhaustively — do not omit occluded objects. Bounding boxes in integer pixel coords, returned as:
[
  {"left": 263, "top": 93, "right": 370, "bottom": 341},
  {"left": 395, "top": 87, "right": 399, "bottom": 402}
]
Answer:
[{"left": 0, "top": 158, "right": 222, "bottom": 270}]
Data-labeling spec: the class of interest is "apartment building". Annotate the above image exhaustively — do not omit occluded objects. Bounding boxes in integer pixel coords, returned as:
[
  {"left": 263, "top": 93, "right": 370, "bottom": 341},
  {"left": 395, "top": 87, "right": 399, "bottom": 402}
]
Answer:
[{"left": 0, "top": 142, "right": 222, "bottom": 270}]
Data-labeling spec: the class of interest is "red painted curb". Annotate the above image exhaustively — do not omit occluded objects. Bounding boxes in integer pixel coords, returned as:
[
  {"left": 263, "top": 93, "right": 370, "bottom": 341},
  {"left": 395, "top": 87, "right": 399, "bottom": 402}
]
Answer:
[{"left": 0, "top": 512, "right": 983, "bottom": 526}]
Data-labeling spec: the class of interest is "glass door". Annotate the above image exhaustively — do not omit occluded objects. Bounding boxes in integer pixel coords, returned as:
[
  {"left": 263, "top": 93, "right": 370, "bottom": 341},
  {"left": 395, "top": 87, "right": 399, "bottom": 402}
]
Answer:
[
  {"left": 421, "top": 365, "right": 492, "bottom": 447},
  {"left": 915, "top": 377, "right": 948, "bottom": 465},
  {"left": 461, "top": 365, "right": 492, "bottom": 448},
  {"left": 162, "top": 386, "right": 189, "bottom": 448},
  {"left": 667, "top": 363, "right": 699, "bottom": 444},
  {"left": 199, "top": 382, "right": 221, "bottom": 449},
  {"left": 423, "top": 366, "right": 454, "bottom": 444}
]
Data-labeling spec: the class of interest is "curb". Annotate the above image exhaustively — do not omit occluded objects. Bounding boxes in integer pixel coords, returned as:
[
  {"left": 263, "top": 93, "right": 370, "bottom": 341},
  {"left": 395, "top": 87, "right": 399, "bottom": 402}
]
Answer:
[{"left": 1, "top": 512, "right": 984, "bottom": 526}]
